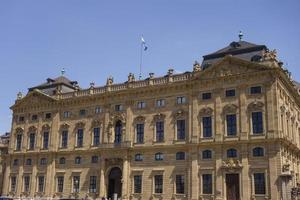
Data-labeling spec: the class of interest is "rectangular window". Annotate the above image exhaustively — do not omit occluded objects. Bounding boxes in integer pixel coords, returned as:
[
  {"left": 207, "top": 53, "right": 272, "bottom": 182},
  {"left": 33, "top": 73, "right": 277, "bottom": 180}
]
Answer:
[
  {"left": 115, "top": 104, "right": 123, "bottom": 111},
  {"left": 177, "top": 120, "right": 186, "bottom": 140},
  {"left": 79, "top": 109, "right": 86, "bottom": 116},
  {"left": 154, "top": 175, "right": 163, "bottom": 194},
  {"left": 202, "top": 117, "right": 212, "bottom": 137},
  {"left": 31, "top": 114, "right": 38, "bottom": 121},
  {"left": 156, "top": 99, "right": 165, "bottom": 107},
  {"left": 176, "top": 175, "right": 185, "bottom": 194},
  {"left": 73, "top": 176, "right": 80, "bottom": 193},
  {"left": 202, "top": 174, "right": 212, "bottom": 194},
  {"left": 136, "top": 124, "right": 144, "bottom": 143},
  {"left": 61, "top": 131, "right": 68, "bottom": 148},
  {"left": 156, "top": 121, "right": 164, "bottom": 142},
  {"left": 202, "top": 92, "right": 212, "bottom": 100},
  {"left": 77, "top": 129, "right": 84, "bottom": 147},
  {"left": 93, "top": 127, "right": 100, "bottom": 146},
  {"left": 91, "top": 156, "right": 98, "bottom": 163},
  {"left": 252, "top": 112, "right": 263, "bottom": 134},
  {"left": 134, "top": 175, "right": 142, "bottom": 194},
  {"left": 254, "top": 173, "right": 266, "bottom": 194},
  {"left": 29, "top": 133, "right": 35, "bottom": 150},
  {"left": 43, "top": 131, "right": 49, "bottom": 149},
  {"left": 226, "top": 114, "right": 237, "bottom": 136},
  {"left": 45, "top": 113, "right": 51, "bottom": 119},
  {"left": 11, "top": 176, "right": 16, "bottom": 192},
  {"left": 63, "top": 111, "right": 70, "bottom": 118},
  {"left": 19, "top": 116, "right": 25, "bottom": 122},
  {"left": 176, "top": 96, "right": 186, "bottom": 104},
  {"left": 250, "top": 86, "right": 262, "bottom": 94},
  {"left": 57, "top": 176, "right": 64, "bottom": 193},
  {"left": 16, "top": 134, "right": 22, "bottom": 151},
  {"left": 225, "top": 89, "right": 235, "bottom": 97},
  {"left": 89, "top": 176, "right": 97, "bottom": 193},
  {"left": 24, "top": 176, "right": 30, "bottom": 192},
  {"left": 95, "top": 106, "right": 102, "bottom": 114},
  {"left": 137, "top": 101, "right": 146, "bottom": 109},
  {"left": 38, "top": 176, "right": 45, "bottom": 192}
]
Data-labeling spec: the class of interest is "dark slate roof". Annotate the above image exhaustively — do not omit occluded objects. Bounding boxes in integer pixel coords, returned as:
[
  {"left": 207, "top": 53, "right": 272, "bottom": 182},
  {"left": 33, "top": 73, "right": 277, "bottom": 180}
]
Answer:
[
  {"left": 202, "top": 41, "right": 267, "bottom": 69},
  {"left": 29, "top": 76, "right": 78, "bottom": 91}
]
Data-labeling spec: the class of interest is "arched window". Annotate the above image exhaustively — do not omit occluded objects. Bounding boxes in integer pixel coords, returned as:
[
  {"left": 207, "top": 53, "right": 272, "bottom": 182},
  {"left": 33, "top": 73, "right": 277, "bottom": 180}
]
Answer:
[
  {"left": 75, "top": 156, "right": 81, "bottom": 164},
  {"left": 155, "top": 152, "right": 164, "bottom": 161},
  {"left": 202, "top": 150, "right": 212, "bottom": 159},
  {"left": 59, "top": 157, "right": 66, "bottom": 164},
  {"left": 227, "top": 148, "right": 237, "bottom": 158},
  {"left": 176, "top": 152, "right": 185, "bottom": 160},
  {"left": 115, "top": 120, "right": 122, "bottom": 144},
  {"left": 253, "top": 147, "right": 264, "bottom": 157},
  {"left": 26, "top": 158, "right": 32, "bottom": 165},
  {"left": 135, "top": 154, "right": 143, "bottom": 161}
]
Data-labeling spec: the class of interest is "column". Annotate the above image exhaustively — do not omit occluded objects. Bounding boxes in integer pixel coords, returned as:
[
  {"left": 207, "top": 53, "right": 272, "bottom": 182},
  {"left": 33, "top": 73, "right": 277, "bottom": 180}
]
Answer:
[
  {"left": 268, "top": 143, "right": 281, "bottom": 200},
  {"left": 190, "top": 149, "right": 199, "bottom": 200},
  {"left": 30, "top": 159, "right": 37, "bottom": 196},
  {"left": 215, "top": 146, "right": 224, "bottom": 200},
  {"left": 99, "top": 158, "right": 105, "bottom": 197},
  {"left": 241, "top": 145, "right": 250, "bottom": 199},
  {"left": 122, "top": 157, "right": 129, "bottom": 200},
  {"left": 2, "top": 157, "right": 11, "bottom": 196}
]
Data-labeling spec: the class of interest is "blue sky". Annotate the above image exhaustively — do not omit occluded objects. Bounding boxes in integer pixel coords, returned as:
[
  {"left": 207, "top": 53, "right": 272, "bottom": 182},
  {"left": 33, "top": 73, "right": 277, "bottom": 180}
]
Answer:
[{"left": 0, "top": 0, "right": 299, "bottom": 133}]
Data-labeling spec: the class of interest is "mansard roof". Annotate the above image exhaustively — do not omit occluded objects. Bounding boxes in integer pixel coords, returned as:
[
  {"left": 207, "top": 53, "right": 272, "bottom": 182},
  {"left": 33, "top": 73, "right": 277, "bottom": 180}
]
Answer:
[
  {"left": 28, "top": 76, "right": 78, "bottom": 91},
  {"left": 202, "top": 40, "right": 267, "bottom": 69}
]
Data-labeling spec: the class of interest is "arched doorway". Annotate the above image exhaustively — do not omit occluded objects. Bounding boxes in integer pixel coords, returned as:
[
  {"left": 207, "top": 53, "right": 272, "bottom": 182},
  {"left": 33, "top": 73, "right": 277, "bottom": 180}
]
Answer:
[{"left": 107, "top": 167, "right": 122, "bottom": 199}]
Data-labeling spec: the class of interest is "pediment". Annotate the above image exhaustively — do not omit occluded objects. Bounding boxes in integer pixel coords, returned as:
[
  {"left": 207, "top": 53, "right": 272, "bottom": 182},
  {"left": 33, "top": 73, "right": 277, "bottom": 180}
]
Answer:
[
  {"left": 196, "top": 56, "right": 271, "bottom": 80},
  {"left": 11, "top": 89, "right": 57, "bottom": 109}
]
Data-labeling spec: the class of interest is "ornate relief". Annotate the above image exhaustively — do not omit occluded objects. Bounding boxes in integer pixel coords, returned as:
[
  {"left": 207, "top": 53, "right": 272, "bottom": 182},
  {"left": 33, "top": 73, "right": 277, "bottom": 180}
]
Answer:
[
  {"left": 15, "top": 127, "right": 24, "bottom": 134},
  {"left": 221, "top": 158, "right": 243, "bottom": 171},
  {"left": 75, "top": 121, "right": 85, "bottom": 128},
  {"left": 91, "top": 119, "right": 101, "bottom": 127},
  {"left": 110, "top": 112, "right": 126, "bottom": 124},
  {"left": 222, "top": 104, "right": 238, "bottom": 114},
  {"left": 173, "top": 109, "right": 187, "bottom": 119},
  {"left": 263, "top": 49, "right": 278, "bottom": 62},
  {"left": 134, "top": 115, "right": 146, "bottom": 123},
  {"left": 199, "top": 107, "right": 214, "bottom": 116},
  {"left": 60, "top": 123, "right": 69, "bottom": 130},
  {"left": 42, "top": 124, "right": 50, "bottom": 130},
  {"left": 153, "top": 113, "right": 166, "bottom": 121},
  {"left": 247, "top": 101, "right": 264, "bottom": 112},
  {"left": 28, "top": 126, "right": 37, "bottom": 132}
]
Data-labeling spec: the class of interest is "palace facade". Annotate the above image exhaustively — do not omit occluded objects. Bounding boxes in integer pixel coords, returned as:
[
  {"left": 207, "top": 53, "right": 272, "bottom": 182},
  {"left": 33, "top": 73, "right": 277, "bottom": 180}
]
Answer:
[{"left": 2, "top": 40, "right": 300, "bottom": 200}]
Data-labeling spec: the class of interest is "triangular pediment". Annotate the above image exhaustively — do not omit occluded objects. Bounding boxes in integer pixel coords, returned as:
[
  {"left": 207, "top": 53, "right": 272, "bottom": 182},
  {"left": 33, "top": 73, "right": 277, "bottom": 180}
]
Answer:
[
  {"left": 11, "top": 89, "right": 57, "bottom": 110},
  {"left": 196, "top": 56, "right": 272, "bottom": 80}
]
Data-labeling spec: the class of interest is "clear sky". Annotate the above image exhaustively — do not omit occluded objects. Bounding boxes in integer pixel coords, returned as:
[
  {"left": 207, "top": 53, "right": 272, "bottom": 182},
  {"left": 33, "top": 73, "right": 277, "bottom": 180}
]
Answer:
[{"left": 0, "top": 0, "right": 299, "bottom": 133}]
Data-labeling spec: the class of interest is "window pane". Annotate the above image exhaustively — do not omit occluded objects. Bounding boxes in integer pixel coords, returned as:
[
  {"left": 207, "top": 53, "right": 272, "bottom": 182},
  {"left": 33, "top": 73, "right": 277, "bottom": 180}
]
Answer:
[
  {"left": 89, "top": 176, "right": 97, "bottom": 193},
  {"left": 227, "top": 149, "right": 237, "bottom": 158},
  {"left": 202, "top": 92, "right": 212, "bottom": 100},
  {"left": 203, "top": 117, "right": 212, "bottom": 137},
  {"left": 202, "top": 150, "right": 212, "bottom": 159},
  {"left": 77, "top": 129, "right": 84, "bottom": 147},
  {"left": 73, "top": 176, "right": 80, "bottom": 192},
  {"left": 43, "top": 131, "right": 49, "bottom": 149},
  {"left": 254, "top": 173, "right": 265, "bottom": 194},
  {"left": 176, "top": 152, "right": 185, "bottom": 160},
  {"left": 202, "top": 174, "right": 212, "bottom": 194},
  {"left": 61, "top": 131, "right": 68, "bottom": 148},
  {"left": 115, "top": 121, "right": 122, "bottom": 144},
  {"left": 176, "top": 175, "right": 184, "bottom": 194},
  {"left": 226, "top": 89, "right": 235, "bottom": 97},
  {"left": 253, "top": 147, "right": 264, "bottom": 157},
  {"left": 154, "top": 175, "right": 163, "bottom": 193},
  {"left": 226, "top": 114, "right": 237, "bottom": 136},
  {"left": 250, "top": 86, "right": 262, "bottom": 94},
  {"left": 57, "top": 176, "right": 64, "bottom": 193},
  {"left": 156, "top": 121, "right": 164, "bottom": 142},
  {"left": 252, "top": 112, "right": 263, "bottom": 134},
  {"left": 93, "top": 127, "right": 100, "bottom": 145},
  {"left": 177, "top": 120, "right": 186, "bottom": 140},
  {"left": 136, "top": 124, "right": 144, "bottom": 143},
  {"left": 134, "top": 175, "right": 142, "bottom": 193}
]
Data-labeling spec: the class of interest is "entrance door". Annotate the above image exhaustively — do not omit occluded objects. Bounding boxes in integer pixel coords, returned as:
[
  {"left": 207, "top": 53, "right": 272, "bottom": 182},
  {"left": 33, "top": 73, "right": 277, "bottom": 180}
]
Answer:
[
  {"left": 107, "top": 167, "right": 122, "bottom": 199},
  {"left": 226, "top": 173, "right": 240, "bottom": 200}
]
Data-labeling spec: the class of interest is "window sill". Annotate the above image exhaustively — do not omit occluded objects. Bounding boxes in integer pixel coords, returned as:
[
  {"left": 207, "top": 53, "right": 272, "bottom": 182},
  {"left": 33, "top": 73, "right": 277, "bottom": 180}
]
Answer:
[
  {"left": 250, "top": 134, "right": 266, "bottom": 139},
  {"left": 173, "top": 140, "right": 186, "bottom": 144},
  {"left": 200, "top": 137, "right": 214, "bottom": 142}
]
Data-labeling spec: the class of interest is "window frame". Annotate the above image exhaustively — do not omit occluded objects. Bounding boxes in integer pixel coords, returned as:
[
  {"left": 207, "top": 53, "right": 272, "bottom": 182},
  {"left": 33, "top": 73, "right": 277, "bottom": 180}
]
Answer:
[
  {"left": 133, "top": 175, "right": 142, "bottom": 194},
  {"left": 155, "top": 152, "right": 164, "bottom": 161},
  {"left": 176, "top": 96, "right": 186, "bottom": 105},
  {"left": 57, "top": 176, "right": 64, "bottom": 193},
  {"left": 176, "top": 152, "right": 186, "bottom": 160},
  {"left": 176, "top": 119, "right": 186, "bottom": 140},
  {"left": 154, "top": 174, "right": 163, "bottom": 194},
  {"left": 156, "top": 99, "right": 165, "bottom": 107},
  {"left": 202, "top": 150, "right": 212, "bottom": 160}
]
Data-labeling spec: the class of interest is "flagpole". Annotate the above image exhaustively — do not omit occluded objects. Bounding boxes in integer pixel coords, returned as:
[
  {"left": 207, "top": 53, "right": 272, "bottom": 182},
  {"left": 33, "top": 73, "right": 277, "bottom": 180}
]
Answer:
[{"left": 139, "top": 39, "right": 143, "bottom": 80}]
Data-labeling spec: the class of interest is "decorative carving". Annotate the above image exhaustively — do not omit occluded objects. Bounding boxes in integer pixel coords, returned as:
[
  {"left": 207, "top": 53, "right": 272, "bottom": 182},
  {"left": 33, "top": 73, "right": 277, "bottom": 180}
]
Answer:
[
  {"left": 42, "top": 124, "right": 50, "bottom": 130},
  {"left": 91, "top": 119, "right": 101, "bottom": 127},
  {"left": 153, "top": 113, "right": 166, "bottom": 121},
  {"left": 110, "top": 112, "right": 126, "bottom": 124},
  {"left": 15, "top": 127, "right": 24, "bottom": 134},
  {"left": 106, "top": 76, "right": 113, "bottom": 85},
  {"left": 193, "top": 61, "right": 201, "bottom": 72},
  {"left": 282, "top": 160, "right": 290, "bottom": 172},
  {"left": 221, "top": 158, "right": 243, "bottom": 171},
  {"left": 28, "top": 126, "right": 37, "bottom": 132},
  {"left": 199, "top": 107, "right": 214, "bottom": 116},
  {"left": 223, "top": 104, "right": 238, "bottom": 114},
  {"left": 75, "top": 121, "right": 85, "bottom": 128},
  {"left": 173, "top": 109, "right": 187, "bottom": 119},
  {"left": 247, "top": 101, "right": 264, "bottom": 112},
  {"left": 134, "top": 115, "right": 146, "bottom": 123},
  {"left": 128, "top": 73, "right": 135, "bottom": 82},
  {"left": 263, "top": 49, "right": 278, "bottom": 62},
  {"left": 60, "top": 123, "right": 69, "bottom": 130}
]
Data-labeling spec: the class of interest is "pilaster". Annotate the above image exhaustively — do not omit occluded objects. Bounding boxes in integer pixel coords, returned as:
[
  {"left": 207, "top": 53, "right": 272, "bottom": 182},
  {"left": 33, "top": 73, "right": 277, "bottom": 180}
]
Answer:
[{"left": 122, "top": 156, "right": 129, "bottom": 200}]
